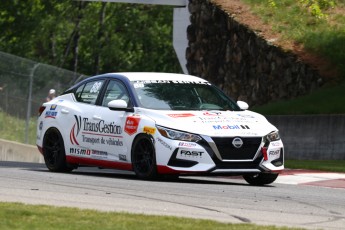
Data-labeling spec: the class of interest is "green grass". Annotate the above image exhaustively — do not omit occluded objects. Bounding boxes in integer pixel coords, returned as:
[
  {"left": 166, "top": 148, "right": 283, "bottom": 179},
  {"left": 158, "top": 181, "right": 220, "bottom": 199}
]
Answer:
[
  {"left": 252, "top": 81, "right": 345, "bottom": 114},
  {"left": 0, "top": 202, "right": 302, "bottom": 230},
  {"left": 0, "top": 111, "right": 37, "bottom": 145},
  {"left": 242, "top": 0, "right": 345, "bottom": 77},
  {"left": 285, "top": 159, "right": 345, "bottom": 173},
  {"left": 241, "top": 0, "right": 345, "bottom": 114}
]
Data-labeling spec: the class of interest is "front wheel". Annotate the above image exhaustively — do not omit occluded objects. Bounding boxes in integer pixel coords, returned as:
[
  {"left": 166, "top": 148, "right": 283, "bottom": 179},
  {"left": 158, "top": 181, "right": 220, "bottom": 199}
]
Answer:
[
  {"left": 131, "top": 134, "right": 158, "bottom": 180},
  {"left": 43, "top": 128, "right": 73, "bottom": 172},
  {"left": 243, "top": 173, "right": 279, "bottom": 186}
]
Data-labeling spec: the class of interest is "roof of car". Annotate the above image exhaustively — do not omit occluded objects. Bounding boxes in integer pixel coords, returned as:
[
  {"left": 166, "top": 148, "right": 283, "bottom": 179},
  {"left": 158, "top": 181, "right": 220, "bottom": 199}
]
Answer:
[{"left": 107, "top": 72, "right": 208, "bottom": 82}]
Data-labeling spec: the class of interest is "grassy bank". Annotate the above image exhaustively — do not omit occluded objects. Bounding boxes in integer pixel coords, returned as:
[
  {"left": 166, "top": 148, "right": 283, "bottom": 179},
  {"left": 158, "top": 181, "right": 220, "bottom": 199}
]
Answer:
[
  {"left": 0, "top": 111, "right": 37, "bottom": 145},
  {"left": 0, "top": 202, "right": 301, "bottom": 230},
  {"left": 285, "top": 159, "right": 345, "bottom": 173},
  {"left": 242, "top": 0, "right": 345, "bottom": 78},
  {"left": 252, "top": 81, "right": 345, "bottom": 115}
]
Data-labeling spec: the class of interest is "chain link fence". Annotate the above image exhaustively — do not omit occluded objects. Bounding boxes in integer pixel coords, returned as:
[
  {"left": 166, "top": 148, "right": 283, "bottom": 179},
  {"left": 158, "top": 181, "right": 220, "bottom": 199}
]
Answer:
[{"left": 0, "top": 51, "right": 87, "bottom": 144}]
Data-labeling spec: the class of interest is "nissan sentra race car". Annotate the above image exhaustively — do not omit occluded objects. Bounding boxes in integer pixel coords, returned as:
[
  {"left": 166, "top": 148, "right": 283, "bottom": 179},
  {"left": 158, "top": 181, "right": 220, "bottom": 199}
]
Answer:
[{"left": 37, "top": 72, "right": 284, "bottom": 185}]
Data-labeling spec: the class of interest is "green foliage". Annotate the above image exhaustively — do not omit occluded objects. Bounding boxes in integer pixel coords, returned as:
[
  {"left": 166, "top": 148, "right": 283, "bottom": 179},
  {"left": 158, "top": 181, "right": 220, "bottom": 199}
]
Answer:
[
  {"left": 299, "top": 0, "right": 336, "bottom": 18},
  {"left": 268, "top": 0, "right": 336, "bottom": 18},
  {"left": 0, "top": 1, "right": 181, "bottom": 75}
]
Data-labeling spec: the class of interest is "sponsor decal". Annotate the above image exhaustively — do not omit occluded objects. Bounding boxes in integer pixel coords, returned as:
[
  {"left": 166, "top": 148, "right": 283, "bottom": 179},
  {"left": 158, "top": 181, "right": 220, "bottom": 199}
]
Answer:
[
  {"left": 178, "top": 142, "right": 197, "bottom": 148},
  {"left": 45, "top": 110, "right": 58, "bottom": 119},
  {"left": 236, "top": 114, "right": 255, "bottom": 118},
  {"left": 143, "top": 126, "right": 156, "bottom": 135},
  {"left": 69, "top": 148, "right": 108, "bottom": 159},
  {"left": 70, "top": 148, "right": 91, "bottom": 156},
  {"left": 269, "top": 149, "right": 280, "bottom": 156},
  {"left": 133, "top": 80, "right": 210, "bottom": 85},
  {"left": 196, "top": 116, "right": 232, "bottom": 124},
  {"left": 119, "top": 154, "right": 127, "bottom": 161},
  {"left": 124, "top": 116, "right": 140, "bottom": 135},
  {"left": 39, "top": 121, "right": 43, "bottom": 130},
  {"left": 157, "top": 137, "right": 172, "bottom": 151},
  {"left": 90, "top": 81, "right": 103, "bottom": 93},
  {"left": 50, "top": 104, "right": 57, "bottom": 110},
  {"left": 91, "top": 150, "right": 108, "bottom": 159},
  {"left": 270, "top": 142, "right": 281, "bottom": 147},
  {"left": 213, "top": 124, "right": 250, "bottom": 130},
  {"left": 203, "top": 111, "right": 222, "bottom": 116},
  {"left": 168, "top": 113, "right": 195, "bottom": 118},
  {"left": 70, "top": 115, "right": 123, "bottom": 146},
  {"left": 232, "top": 137, "right": 243, "bottom": 148},
  {"left": 179, "top": 150, "right": 203, "bottom": 157}
]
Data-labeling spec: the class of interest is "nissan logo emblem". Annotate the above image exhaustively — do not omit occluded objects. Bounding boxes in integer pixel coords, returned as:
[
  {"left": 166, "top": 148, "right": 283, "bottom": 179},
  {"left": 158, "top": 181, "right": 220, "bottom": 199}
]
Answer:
[{"left": 232, "top": 137, "right": 243, "bottom": 148}]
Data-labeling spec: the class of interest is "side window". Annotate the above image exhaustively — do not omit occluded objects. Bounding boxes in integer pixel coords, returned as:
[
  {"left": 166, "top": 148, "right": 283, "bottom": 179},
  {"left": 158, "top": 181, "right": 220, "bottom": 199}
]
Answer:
[
  {"left": 101, "top": 80, "right": 129, "bottom": 107},
  {"left": 75, "top": 80, "right": 104, "bottom": 104}
]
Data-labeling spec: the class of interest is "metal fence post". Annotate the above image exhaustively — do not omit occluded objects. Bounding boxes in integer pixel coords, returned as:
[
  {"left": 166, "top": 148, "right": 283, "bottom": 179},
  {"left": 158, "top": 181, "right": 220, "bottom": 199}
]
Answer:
[{"left": 25, "top": 63, "right": 40, "bottom": 144}]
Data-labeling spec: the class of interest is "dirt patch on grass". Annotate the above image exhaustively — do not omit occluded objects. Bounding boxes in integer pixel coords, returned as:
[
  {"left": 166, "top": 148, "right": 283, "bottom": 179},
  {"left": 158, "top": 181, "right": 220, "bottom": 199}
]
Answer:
[{"left": 211, "top": 0, "right": 341, "bottom": 82}]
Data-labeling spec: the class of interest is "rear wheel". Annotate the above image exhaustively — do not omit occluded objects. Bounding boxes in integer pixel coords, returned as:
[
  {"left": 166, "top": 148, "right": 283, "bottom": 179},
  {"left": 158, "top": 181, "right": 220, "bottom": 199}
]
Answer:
[
  {"left": 43, "top": 128, "right": 73, "bottom": 172},
  {"left": 131, "top": 134, "right": 157, "bottom": 180},
  {"left": 243, "top": 173, "right": 279, "bottom": 186}
]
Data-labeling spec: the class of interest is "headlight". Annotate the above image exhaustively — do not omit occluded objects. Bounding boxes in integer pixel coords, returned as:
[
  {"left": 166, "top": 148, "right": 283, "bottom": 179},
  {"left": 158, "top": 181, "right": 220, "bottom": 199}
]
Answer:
[
  {"left": 157, "top": 126, "right": 202, "bottom": 142},
  {"left": 266, "top": 131, "right": 280, "bottom": 142}
]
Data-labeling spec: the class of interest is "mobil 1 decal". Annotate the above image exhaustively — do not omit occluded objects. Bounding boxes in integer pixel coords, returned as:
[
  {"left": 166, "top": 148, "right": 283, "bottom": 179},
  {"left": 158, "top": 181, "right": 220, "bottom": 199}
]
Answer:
[{"left": 70, "top": 115, "right": 123, "bottom": 146}]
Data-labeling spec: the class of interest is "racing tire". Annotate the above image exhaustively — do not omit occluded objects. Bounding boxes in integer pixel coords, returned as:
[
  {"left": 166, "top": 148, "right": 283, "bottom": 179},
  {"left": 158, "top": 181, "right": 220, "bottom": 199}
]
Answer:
[
  {"left": 243, "top": 173, "right": 279, "bottom": 186},
  {"left": 131, "top": 134, "right": 158, "bottom": 180},
  {"left": 43, "top": 128, "right": 73, "bottom": 172}
]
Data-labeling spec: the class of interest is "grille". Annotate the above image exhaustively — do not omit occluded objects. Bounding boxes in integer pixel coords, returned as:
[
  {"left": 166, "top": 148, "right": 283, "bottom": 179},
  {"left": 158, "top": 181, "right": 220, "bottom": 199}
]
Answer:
[{"left": 211, "top": 137, "right": 262, "bottom": 160}]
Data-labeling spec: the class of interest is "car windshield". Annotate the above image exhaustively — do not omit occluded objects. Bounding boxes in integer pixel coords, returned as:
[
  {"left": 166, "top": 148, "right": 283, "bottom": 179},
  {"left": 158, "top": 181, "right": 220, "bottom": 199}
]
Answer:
[{"left": 131, "top": 80, "right": 240, "bottom": 111}]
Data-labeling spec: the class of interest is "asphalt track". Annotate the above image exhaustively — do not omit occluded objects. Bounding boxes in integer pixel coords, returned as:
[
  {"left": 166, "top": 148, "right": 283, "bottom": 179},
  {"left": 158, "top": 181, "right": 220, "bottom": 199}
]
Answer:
[{"left": 1, "top": 161, "right": 345, "bottom": 230}]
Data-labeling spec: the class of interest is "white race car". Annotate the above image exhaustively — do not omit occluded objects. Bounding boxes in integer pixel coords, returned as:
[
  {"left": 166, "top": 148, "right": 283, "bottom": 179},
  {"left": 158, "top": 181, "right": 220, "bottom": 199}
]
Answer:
[{"left": 37, "top": 72, "right": 284, "bottom": 185}]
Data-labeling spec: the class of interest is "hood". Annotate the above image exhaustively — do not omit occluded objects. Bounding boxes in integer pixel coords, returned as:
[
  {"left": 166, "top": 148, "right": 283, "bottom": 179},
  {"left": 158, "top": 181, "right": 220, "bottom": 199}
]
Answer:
[{"left": 136, "top": 109, "right": 277, "bottom": 137}]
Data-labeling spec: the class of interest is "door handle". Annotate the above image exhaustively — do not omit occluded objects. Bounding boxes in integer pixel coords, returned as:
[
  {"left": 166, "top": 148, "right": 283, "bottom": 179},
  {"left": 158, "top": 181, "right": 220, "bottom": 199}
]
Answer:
[
  {"left": 93, "top": 115, "right": 102, "bottom": 120},
  {"left": 61, "top": 109, "right": 69, "bottom": 114}
]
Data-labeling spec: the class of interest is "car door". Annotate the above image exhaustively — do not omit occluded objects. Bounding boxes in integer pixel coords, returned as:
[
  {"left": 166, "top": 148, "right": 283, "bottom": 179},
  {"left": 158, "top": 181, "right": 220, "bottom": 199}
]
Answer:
[
  {"left": 65, "top": 79, "right": 106, "bottom": 159},
  {"left": 88, "top": 79, "right": 130, "bottom": 163}
]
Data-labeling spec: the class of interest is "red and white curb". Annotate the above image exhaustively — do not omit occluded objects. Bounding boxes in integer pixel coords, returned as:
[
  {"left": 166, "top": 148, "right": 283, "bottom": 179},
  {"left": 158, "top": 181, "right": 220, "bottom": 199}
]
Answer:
[{"left": 276, "top": 169, "right": 345, "bottom": 189}]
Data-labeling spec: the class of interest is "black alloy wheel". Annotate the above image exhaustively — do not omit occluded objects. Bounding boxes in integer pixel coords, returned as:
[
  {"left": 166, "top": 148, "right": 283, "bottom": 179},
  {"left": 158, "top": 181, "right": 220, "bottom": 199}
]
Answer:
[
  {"left": 131, "top": 134, "right": 157, "bottom": 180},
  {"left": 43, "top": 128, "right": 73, "bottom": 172}
]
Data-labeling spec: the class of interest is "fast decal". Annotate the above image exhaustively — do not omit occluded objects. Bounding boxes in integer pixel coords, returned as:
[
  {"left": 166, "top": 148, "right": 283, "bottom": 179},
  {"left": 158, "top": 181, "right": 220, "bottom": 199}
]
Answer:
[
  {"left": 167, "top": 113, "right": 195, "bottom": 118},
  {"left": 179, "top": 150, "right": 203, "bottom": 157},
  {"left": 213, "top": 124, "right": 250, "bottom": 130},
  {"left": 269, "top": 149, "right": 280, "bottom": 156},
  {"left": 178, "top": 142, "right": 197, "bottom": 148},
  {"left": 70, "top": 115, "right": 123, "bottom": 146},
  {"left": 124, "top": 116, "right": 140, "bottom": 135},
  {"left": 157, "top": 137, "right": 172, "bottom": 151},
  {"left": 143, "top": 126, "right": 156, "bottom": 135}
]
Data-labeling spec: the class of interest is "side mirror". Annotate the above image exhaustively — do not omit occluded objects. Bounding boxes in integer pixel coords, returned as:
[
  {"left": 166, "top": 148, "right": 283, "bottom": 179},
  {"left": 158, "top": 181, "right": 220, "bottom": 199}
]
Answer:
[
  {"left": 237, "top": 101, "right": 249, "bottom": 110},
  {"left": 108, "top": 100, "right": 134, "bottom": 112}
]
